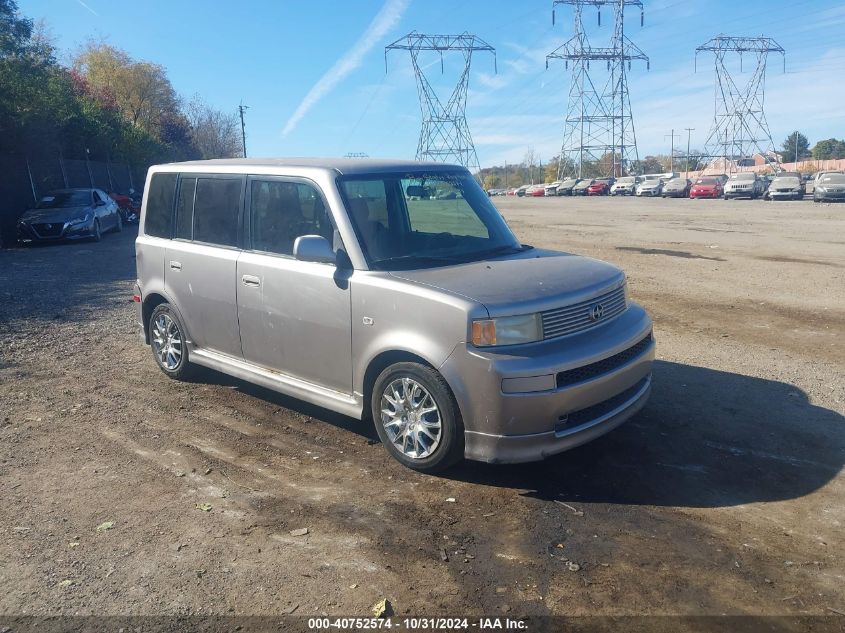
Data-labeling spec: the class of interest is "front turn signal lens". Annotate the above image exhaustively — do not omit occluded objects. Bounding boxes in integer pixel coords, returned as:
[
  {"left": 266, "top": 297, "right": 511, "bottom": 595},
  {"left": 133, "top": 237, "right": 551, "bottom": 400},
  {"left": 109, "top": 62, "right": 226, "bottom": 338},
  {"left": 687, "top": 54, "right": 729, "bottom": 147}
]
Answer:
[{"left": 472, "top": 319, "right": 497, "bottom": 346}]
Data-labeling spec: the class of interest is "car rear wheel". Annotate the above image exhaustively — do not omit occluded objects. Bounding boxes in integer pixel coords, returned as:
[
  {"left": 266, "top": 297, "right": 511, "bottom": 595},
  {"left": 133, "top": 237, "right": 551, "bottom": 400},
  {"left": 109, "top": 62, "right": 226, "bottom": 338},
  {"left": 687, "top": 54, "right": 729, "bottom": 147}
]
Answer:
[
  {"left": 91, "top": 219, "right": 101, "bottom": 242},
  {"left": 372, "top": 362, "right": 463, "bottom": 473},
  {"left": 114, "top": 212, "right": 123, "bottom": 233},
  {"left": 149, "top": 303, "right": 194, "bottom": 380}
]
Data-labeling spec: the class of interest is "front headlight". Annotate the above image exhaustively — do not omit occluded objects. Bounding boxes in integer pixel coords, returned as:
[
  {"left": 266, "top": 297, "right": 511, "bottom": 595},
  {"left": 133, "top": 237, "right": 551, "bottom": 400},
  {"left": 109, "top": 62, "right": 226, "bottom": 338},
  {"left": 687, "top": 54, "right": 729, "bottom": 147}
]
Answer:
[
  {"left": 67, "top": 214, "right": 91, "bottom": 226},
  {"left": 472, "top": 313, "right": 543, "bottom": 347}
]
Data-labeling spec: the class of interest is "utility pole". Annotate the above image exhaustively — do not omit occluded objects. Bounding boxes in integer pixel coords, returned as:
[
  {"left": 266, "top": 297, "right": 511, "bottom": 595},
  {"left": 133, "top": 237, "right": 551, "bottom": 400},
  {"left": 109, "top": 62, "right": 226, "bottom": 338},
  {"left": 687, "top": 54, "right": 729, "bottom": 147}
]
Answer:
[
  {"left": 238, "top": 102, "right": 249, "bottom": 158},
  {"left": 684, "top": 127, "right": 695, "bottom": 177},
  {"left": 665, "top": 129, "right": 681, "bottom": 172},
  {"left": 794, "top": 132, "right": 799, "bottom": 164}
]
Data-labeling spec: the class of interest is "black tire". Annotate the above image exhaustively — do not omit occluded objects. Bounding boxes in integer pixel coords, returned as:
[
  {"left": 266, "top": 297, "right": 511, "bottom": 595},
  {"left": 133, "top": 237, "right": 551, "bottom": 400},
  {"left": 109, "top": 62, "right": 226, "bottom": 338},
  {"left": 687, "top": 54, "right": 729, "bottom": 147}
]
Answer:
[
  {"left": 149, "top": 303, "right": 194, "bottom": 380},
  {"left": 371, "top": 362, "right": 463, "bottom": 473},
  {"left": 91, "top": 219, "right": 102, "bottom": 242},
  {"left": 114, "top": 211, "right": 123, "bottom": 233}
]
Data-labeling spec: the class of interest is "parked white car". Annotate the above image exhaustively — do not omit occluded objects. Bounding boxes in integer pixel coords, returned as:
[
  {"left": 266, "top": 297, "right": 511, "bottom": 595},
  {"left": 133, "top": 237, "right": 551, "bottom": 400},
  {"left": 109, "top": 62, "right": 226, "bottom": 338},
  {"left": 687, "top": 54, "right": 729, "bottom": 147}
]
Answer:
[{"left": 636, "top": 178, "right": 663, "bottom": 197}]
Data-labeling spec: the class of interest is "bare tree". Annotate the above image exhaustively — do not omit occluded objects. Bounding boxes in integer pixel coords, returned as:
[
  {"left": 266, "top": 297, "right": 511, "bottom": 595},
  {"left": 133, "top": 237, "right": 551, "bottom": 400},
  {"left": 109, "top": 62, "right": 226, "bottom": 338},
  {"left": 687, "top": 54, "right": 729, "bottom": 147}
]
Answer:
[
  {"left": 186, "top": 96, "right": 242, "bottom": 159},
  {"left": 523, "top": 146, "right": 537, "bottom": 184}
]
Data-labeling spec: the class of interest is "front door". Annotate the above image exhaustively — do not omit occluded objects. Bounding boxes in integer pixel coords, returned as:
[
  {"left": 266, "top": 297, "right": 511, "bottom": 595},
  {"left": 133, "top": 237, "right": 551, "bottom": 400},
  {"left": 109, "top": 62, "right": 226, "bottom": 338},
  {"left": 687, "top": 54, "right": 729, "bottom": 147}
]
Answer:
[{"left": 236, "top": 176, "right": 352, "bottom": 394}]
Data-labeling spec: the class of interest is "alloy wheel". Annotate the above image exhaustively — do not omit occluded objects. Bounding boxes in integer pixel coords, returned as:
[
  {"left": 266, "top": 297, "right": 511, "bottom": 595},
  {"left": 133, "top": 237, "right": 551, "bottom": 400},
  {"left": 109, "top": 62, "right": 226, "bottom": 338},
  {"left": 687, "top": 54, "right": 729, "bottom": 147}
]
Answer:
[
  {"left": 151, "top": 313, "right": 183, "bottom": 371},
  {"left": 380, "top": 377, "right": 442, "bottom": 459}
]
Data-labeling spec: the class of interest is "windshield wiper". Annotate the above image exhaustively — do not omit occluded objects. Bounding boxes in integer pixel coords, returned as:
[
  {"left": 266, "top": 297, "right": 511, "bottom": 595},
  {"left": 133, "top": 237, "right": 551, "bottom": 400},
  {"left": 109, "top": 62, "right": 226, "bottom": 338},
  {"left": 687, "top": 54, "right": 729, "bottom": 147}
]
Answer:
[
  {"left": 371, "top": 253, "right": 465, "bottom": 269},
  {"left": 469, "top": 243, "right": 534, "bottom": 259}
]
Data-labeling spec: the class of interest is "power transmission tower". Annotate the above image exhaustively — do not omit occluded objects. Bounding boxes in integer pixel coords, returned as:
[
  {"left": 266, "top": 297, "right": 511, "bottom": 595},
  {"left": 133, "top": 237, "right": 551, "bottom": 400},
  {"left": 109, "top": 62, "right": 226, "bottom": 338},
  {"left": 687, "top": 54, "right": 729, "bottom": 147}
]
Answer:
[
  {"left": 547, "top": 0, "right": 648, "bottom": 179},
  {"left": 695, "top": 36, "right": 785, "bottom": 173},
  {"left": 385, "top": 32, "right": 496, "bottom": 174}
]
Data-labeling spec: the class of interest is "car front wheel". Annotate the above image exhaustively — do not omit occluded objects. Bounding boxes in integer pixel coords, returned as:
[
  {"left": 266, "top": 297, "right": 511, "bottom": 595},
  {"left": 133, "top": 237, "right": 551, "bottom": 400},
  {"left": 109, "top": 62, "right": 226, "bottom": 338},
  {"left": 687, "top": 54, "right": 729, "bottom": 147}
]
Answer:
[{"left": 372, "top": 362, "right": 463, "bottom": 473}]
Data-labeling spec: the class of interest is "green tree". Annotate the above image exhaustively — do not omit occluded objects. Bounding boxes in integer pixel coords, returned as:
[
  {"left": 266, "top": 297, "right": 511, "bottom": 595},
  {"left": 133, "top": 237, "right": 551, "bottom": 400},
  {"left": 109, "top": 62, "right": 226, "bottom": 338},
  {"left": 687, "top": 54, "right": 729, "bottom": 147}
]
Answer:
[
  {"left": 811, "top": 138, "right": 845, "bottom": 160},
  {"left": 74, "top": 42, "right": 180, "bottom": 138},
  {"left": 781, "top": 131, "right": 811, "bottom": 162}
]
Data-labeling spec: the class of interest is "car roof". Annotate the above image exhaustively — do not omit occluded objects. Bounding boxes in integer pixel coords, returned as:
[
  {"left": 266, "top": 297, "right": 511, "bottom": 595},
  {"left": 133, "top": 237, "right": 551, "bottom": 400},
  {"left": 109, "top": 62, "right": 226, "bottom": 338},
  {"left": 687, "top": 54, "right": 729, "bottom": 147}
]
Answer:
[{"left": 151, "top": 157, "right": 466, "bottom": 176}]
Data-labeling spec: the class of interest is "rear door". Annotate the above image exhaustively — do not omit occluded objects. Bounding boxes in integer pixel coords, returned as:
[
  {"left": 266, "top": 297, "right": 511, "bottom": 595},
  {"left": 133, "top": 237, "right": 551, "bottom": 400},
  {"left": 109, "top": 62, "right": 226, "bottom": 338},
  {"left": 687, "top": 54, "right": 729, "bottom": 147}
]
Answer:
[
  {"left": 236, "top": 176, "right": 352, "bottom": 393},
  {"left": 165, "top": 174, "right": 244, "bottom": 358}
]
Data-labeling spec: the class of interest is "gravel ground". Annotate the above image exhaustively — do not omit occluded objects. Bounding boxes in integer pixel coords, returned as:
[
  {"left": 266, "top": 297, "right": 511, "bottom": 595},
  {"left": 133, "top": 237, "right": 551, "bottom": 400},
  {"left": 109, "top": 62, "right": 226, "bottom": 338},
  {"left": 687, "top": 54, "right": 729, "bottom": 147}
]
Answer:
[{"left": 0, "top": 196, "right": 843, "bottom": 620}]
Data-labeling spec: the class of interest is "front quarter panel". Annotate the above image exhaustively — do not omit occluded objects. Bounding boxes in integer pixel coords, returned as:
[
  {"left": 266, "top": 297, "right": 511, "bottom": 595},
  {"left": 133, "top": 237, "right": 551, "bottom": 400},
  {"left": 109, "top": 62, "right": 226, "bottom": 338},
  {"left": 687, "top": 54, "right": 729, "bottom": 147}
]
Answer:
[{"left": 350, "top": 272, "right": 484, "bottom": 399}]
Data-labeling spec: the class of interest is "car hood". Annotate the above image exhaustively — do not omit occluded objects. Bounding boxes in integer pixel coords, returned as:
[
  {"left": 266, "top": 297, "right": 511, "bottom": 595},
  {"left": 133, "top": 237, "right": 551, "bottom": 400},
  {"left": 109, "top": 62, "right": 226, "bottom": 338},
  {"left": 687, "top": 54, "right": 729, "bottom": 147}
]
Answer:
[
  {"left": 692, "top": 184, "right": 717, "bottom": 189},
  {"left": 639, "top": 182, "right": 660, "bottom": 188},
  {"left": 389, "top": 249, "right": 625, "bottom": 317},
  {"left": 665, "top": 183, "right": 686, "bottom": 190},
  {"left": 21, "top": 206, "right": 90, "bottom": 223}
]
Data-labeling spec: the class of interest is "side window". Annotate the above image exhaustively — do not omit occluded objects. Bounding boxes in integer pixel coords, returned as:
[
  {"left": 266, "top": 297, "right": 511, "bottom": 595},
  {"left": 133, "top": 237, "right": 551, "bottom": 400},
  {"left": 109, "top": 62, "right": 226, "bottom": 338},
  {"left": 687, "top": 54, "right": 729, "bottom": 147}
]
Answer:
[
  {"left": 249, "top": 180, "right": 332, "bottom": 256},
  {"left": 193, "top": 178, "right": 241, "bottom": 247},
  {"left": 144, "top": 173, "right": 177, "bottom": 238},
  {"left": 175, "top": 177, "right": 196, "bottom": 240}
]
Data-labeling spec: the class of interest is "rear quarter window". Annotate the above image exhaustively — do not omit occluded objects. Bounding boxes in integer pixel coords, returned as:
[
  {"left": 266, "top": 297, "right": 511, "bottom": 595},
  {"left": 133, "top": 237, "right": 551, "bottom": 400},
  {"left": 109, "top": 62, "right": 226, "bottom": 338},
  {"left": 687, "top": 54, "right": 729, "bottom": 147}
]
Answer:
[{"left": 144, "top": 173, "right": 177, "bottom": 238}]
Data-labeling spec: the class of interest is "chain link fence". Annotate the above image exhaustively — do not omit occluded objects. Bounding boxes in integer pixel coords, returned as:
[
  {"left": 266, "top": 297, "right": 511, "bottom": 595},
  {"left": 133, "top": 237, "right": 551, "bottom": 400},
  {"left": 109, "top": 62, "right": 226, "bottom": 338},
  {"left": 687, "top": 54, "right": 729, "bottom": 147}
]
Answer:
[{"left": 0, "top": 153, "right": 148, "bottom": 247}]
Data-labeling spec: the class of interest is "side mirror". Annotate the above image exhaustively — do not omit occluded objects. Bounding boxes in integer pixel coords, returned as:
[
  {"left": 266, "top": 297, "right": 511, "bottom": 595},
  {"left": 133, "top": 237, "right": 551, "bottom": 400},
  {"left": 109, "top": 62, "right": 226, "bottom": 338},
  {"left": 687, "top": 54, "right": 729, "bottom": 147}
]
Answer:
[
  {"left": 293, "top": 235, "right": 336, "bottom": 264},
  {"left": 96, "top": 200, "right": 106, "bottom": 207}
]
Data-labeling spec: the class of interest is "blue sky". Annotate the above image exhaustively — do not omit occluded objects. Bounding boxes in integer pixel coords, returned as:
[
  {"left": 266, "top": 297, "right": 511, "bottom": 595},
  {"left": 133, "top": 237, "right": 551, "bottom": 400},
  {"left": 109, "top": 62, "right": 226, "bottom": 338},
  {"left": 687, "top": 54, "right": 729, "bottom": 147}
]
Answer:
[{"left": 20, "top": 0, "right": 845, "bottom": 168}]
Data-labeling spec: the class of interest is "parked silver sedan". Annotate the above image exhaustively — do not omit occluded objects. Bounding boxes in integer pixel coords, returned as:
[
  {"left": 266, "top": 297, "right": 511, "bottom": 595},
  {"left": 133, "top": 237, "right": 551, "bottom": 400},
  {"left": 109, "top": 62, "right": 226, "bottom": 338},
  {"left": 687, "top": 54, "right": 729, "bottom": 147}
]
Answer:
[
  {"left": 661, "top": 178, "right": 691, "bottom": 198},
  {"left": 17, "top": 188, "right": 123, "bottom": 243},
  {"left": 813, "top": 173, "right": 845, "bottom": 202}
]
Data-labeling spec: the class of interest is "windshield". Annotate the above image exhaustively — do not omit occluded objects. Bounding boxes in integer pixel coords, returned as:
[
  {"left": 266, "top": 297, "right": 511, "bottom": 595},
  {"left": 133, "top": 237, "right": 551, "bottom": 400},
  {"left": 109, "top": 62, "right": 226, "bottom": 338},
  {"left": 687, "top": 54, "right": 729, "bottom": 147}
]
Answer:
[
  {"left": 616, "top": 177, "right": 634, "bottom": 184},
  {"left": 696, "top": 178, "right": 718, "bottom": 185},
  {"left": 821, "top": 174, "right": 845, "bottom": 184},
  {"left": 667, "top": 179, "right": 685, "bottom": 186},
  {"left": 36, "top": 190, "right": 92, "bottom": 209},
  {"left": 730, "top": 173, "right": 755, "bottom": 181},
  {"left": 339, "top": 170, "right": 526, "bottom": 271},
  {"left": 773, "top": 177, "right": 800, "bottom": 185}
]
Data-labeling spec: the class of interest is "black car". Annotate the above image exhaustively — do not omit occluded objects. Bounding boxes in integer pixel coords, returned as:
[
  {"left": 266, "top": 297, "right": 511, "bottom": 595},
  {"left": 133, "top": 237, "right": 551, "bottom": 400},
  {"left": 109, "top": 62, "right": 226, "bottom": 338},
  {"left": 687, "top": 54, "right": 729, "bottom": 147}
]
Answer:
[{"left": 17, "top": 188, "right": 123, "bottom": 243}]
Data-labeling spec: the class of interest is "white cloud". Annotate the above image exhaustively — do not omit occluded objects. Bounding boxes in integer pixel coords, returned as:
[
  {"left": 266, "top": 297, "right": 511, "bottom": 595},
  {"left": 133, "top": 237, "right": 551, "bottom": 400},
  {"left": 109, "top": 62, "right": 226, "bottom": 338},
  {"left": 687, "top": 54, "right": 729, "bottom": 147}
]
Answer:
[{"left": 282, "top": 0, "right": 409, "bottom": 137}]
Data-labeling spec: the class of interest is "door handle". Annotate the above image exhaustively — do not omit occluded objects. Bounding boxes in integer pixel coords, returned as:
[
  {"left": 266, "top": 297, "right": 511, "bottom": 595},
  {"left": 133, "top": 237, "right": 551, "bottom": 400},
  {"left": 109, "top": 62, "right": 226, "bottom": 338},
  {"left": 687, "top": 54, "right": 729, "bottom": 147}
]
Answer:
[
  {"left": 241, "top": 274, "right": 261, "bottom": 287},
  {"left": 169, "top": 261, "right": 182, "bottom": 270}
]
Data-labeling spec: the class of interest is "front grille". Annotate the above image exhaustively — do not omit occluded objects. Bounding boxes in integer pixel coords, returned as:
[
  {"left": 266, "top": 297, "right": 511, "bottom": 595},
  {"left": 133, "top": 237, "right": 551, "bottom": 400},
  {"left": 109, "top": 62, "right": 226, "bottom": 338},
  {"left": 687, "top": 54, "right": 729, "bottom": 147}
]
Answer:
[
  {"left": 556, "top": 332, "right": 653, "bottom": 388},
  {"left": 541, "top": 285, "right": 627, "bottom": 340},
  {"left": 555, "top": 376, "right": 650, "bottom": 434},
  {"left": 32, "top": 223, "right": 64, "bottom": 237}
]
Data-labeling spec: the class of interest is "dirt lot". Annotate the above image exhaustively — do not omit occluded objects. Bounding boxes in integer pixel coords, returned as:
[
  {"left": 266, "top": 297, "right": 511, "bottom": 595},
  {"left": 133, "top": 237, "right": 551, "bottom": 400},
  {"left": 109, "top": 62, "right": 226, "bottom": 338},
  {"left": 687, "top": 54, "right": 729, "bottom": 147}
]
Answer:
[{"left": 0, "top": 196, "right": 843, "bottom": 620}]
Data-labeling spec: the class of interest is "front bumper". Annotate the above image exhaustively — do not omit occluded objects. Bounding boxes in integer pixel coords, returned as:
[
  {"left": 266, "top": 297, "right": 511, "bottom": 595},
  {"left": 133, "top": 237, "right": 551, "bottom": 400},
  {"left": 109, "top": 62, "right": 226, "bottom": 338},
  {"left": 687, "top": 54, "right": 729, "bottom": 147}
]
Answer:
[
  {"left": 690, "top": 190, "right": 719, "bottom": 198},
  {"left": 663, "top": 190, "right": 687, "bottom": 197},
  {"left": 815, "top": 191, "right": 845, "bottom": 201},
  {"left": 637, "top": 190, "right": 660, "bottom": 197},
  {"left": 769, "top": 191, "right": 802, "bottom": 199},
  {"left": 17, "top": 219, "right": 96, "bottom": 242},
  {"left": 724, "top": 189, "right": 753, "bottom": 199},
  {"left": 440, "top": 304, "right": 654, "bottom": 464}
]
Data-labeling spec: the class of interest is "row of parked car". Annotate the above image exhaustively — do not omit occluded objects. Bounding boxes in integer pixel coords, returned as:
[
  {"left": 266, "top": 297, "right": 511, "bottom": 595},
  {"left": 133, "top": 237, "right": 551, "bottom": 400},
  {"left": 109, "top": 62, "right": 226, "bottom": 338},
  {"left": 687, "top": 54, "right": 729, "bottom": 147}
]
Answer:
[{"left": 489, "top": 170, "right": 845, "bottom": 202}]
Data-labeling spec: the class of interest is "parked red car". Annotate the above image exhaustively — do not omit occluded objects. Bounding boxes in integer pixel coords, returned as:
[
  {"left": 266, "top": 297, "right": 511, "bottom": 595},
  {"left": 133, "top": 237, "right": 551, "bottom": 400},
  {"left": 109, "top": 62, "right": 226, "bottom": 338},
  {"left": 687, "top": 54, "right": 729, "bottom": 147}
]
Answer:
[
  {"left": 586, "top": 178, "right": 614, "bottom": 196},
  {"left": 689, "top": 177, "right": 724, "bottom": 199}
]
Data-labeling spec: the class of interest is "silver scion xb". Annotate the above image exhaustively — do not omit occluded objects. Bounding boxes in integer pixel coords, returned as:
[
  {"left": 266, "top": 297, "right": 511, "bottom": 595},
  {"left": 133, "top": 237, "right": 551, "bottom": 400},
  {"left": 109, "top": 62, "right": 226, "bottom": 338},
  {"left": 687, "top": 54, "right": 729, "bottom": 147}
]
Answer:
[{"left": 134, "top": 159, "right": 654, "bottom": 473}]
